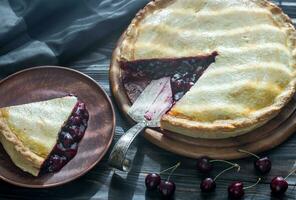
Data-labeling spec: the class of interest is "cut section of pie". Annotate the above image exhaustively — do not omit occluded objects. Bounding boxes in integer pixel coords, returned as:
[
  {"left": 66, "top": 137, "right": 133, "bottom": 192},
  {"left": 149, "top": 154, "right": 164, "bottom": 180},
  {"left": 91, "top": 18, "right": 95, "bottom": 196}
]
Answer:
[
  {"left": 118, "top": 0, "right": 296, "bottom": 139},
  {"left": 0, "top": 96, "right": 89, "bottom": 176}
]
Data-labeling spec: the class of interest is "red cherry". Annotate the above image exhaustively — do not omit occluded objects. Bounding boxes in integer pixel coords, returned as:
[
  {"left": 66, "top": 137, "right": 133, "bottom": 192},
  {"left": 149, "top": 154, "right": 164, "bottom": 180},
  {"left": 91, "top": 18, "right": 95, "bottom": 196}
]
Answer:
[
  {"left": 228, "top": 181, "right": 244, "bottom": 199},
  {"left": 196, "top": 157, "right": 213, "bottom": 173},
  {"left": 270, "top": 176, "right": 288, "bottom": 196},
  {"left": 238, "top": 149, "right": 272, "bottom": 175},
  {"left": 254, "top": 157, "right": 272, "bottom": 175},
  {"left": 145, "top": 173, "right": 161, "bottom": 190},
  {"left": 159, "top": 180, "right": 176, "bottom": 199},
  {"left": 200, "top": 178, "right": 216, "bottom": 193}
]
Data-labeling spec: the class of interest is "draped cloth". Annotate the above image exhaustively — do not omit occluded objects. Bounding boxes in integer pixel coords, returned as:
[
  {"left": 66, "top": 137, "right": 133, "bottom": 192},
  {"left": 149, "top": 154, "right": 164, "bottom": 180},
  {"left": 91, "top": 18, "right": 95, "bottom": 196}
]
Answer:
[{"left": 0, "top": 0, "right": 149, "bottom": 76}]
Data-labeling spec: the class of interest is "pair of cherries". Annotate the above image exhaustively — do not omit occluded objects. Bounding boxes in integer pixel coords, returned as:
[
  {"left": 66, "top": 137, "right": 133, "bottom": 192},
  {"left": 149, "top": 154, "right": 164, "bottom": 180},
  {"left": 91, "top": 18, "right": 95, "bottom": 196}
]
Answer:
[
  {"left": 197, "top": 155, "right": 261, "bottom": 199},
  {"left": 197, "top": 150, "right": 295, "bottom": 198},
  {"left": 145, "top": 162, "right": 180, "bottom": 199},
  {"left": 197, "top": 150, "right": 272, "bottom": 175}
]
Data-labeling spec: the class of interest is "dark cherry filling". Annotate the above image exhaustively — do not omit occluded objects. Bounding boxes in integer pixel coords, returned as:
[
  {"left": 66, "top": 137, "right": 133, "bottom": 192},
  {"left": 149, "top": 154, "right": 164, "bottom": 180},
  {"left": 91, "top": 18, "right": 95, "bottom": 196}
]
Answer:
[
  {"left": 121, "top": 52, "right": 218, "bottom": 102},
  {"left": 40, "top": 101, "right": 89, "bottom": 175}
]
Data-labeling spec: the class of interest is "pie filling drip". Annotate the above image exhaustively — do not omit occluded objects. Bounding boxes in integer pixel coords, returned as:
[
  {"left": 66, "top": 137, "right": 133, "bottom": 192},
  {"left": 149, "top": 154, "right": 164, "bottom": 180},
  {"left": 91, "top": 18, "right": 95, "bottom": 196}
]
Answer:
[
  {"left": 121, "top": 52, "right": 218, "bottom": 102},
  {"left": 40, "top": 101, "right": 89, "bottom": 175}
]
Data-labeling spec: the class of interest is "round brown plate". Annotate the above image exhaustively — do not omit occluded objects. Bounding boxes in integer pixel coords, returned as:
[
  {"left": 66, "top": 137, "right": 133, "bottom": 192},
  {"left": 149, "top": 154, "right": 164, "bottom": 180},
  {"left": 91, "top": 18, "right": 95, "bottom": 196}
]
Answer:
[
  {"left": 0, "top": 66, "right": 115, "bottom": 188},
  {"left": 110, "top": 35, "right": 296, "bottom": 160}
]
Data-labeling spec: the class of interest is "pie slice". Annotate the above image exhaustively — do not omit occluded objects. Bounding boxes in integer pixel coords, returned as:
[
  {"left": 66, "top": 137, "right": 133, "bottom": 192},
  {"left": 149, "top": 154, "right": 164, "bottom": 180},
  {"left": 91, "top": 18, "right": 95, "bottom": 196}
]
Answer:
[
  {"left": 0, "top": 96, "right": 89, "bottom": 176},
  {"left": 118, "top": 0, "right": 296, "bottom": 139}
]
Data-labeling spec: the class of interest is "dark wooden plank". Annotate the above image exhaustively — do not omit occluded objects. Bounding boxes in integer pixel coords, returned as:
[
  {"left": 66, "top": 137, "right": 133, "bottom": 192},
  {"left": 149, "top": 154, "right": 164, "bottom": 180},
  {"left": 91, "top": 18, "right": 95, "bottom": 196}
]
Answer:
[{"left": 0, "top": 133, "right": 295, "bottom": 200}]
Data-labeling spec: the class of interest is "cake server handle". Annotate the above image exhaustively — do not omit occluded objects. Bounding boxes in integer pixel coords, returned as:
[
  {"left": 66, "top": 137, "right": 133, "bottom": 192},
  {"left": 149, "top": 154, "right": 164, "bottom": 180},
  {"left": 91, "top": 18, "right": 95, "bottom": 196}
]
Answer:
[{"left": 108, "top": 120, "right": 147, "bottom": 171}]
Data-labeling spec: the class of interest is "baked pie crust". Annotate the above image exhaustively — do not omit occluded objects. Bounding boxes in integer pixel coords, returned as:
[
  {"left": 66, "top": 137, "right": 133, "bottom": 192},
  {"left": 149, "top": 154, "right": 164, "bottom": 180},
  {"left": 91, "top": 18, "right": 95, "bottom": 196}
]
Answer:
[
  {"left": 0, "top": 118, "right": 44, "bottom": 176},
  {"left": 119, "top": 0, "right": 296, "bottom": 139}
]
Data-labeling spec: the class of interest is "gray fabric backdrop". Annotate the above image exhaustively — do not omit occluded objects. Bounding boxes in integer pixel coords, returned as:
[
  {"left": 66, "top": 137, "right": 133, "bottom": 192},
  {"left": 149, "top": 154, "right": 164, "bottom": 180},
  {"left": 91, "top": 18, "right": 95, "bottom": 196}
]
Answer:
[{"left": 0, "top": 0, "right": 149, "bottom": 75}]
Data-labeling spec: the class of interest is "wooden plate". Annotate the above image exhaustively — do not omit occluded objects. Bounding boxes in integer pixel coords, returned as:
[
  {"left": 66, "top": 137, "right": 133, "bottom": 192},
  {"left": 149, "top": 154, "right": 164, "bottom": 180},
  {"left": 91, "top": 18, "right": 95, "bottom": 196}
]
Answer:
[
  {"left": 0, "top": 66, "right": 115, "bottom": 188},
  {"left": 110, "top": 35, "right": 296, "bottom": 160}
]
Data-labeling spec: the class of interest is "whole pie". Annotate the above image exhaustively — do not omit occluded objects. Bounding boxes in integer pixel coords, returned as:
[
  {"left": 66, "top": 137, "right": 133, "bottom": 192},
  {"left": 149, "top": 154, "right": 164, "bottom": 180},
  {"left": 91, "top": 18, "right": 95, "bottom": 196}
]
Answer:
[
  {"left": 0, "top": 96, "right": 89, "bottom": 176},
  {"left": 118, "top": 0, "right": 296, "bottom": 139}
]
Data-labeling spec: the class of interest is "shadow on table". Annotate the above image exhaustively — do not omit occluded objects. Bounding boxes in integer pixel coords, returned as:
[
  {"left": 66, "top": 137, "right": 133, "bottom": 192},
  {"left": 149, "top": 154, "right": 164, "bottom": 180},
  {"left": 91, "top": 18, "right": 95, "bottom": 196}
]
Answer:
[{"left": 0, "top": 163, "right": 112, "bottom": 200}]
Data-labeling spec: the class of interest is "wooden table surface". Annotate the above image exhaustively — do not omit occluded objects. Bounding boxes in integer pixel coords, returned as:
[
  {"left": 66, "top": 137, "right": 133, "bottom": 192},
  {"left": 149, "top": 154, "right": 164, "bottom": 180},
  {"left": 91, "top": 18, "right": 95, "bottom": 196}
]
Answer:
[{"left": 0, "top": 1, "right": 296, "bottom": 199}]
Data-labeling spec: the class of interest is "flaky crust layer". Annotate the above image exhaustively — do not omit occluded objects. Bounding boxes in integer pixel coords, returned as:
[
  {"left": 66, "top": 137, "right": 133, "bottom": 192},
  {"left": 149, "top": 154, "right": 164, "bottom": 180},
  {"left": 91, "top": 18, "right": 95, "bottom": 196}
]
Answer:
[
  {"left": 0, "top": 110, "right": 44, "bottom": 176},
  {"left": 119, "top": 0, "right": 296, "bottom": 139}
]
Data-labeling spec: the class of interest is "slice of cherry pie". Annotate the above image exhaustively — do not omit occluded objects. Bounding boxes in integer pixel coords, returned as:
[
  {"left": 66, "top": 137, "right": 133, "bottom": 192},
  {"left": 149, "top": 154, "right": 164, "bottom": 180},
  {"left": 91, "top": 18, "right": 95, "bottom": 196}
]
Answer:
[
  {"left": 118, "top": 0, "right": 296, "bottom": 139},
  {"left": 0, "top": 96, "right": 89, "bottom": 176}
]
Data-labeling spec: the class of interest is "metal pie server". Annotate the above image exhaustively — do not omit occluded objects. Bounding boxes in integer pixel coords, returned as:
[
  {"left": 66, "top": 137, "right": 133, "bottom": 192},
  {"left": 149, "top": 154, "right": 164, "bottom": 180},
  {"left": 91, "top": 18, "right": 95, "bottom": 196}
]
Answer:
[{"left": 108, "top": 77, "right": 173, "bottom": 171}]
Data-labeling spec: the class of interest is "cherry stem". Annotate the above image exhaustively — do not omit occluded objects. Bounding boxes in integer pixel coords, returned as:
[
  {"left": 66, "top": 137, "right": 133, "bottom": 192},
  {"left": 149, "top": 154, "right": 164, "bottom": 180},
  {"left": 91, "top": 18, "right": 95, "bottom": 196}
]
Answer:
[
  {"left": 210, "top": 160, "right": 238, "bottom": 166},
  {"left": 214, "top": 163, "right": 240, "bottom": 181},
  {"left": 243, "top": 178, "right": 261, "bottom": 190},
  {"left": 160, "top": 162, "right": 181, "bottom": 175},
  {"left": 238, "top": 149, "right": 260, "bottom": 159},
  {"left": 284, "top": 168, "right": 296, "bottom": 180},
  {"left": 167, "top": 162, "right": 181, "bottom": 181}
]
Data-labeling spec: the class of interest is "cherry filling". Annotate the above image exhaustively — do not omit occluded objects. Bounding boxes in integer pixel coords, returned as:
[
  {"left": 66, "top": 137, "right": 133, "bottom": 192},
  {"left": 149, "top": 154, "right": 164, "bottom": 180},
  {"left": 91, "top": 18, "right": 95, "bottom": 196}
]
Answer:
[
  {"left": 121, "top": 52, "right": 218, "bottom": 102},
  {"left": 40, "top": 101, "right": 89, "bottom": 175}
]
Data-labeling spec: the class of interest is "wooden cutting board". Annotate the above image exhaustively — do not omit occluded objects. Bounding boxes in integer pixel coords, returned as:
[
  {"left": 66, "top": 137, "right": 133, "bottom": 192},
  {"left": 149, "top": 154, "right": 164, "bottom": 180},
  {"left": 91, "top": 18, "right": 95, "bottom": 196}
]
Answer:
[{"left": 109, "top": 35, "right": 296, "bottom": 160}]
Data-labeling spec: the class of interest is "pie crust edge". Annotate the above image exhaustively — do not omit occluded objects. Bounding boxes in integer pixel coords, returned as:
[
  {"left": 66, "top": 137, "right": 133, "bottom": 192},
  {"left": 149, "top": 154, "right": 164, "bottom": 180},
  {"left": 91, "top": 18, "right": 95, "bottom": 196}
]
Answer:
[
  {"left": 0, "top": 110, "right": 44, "bottom": 176},
  {"left": 118, "top": 0, "right": 296, "bottom": 138}
]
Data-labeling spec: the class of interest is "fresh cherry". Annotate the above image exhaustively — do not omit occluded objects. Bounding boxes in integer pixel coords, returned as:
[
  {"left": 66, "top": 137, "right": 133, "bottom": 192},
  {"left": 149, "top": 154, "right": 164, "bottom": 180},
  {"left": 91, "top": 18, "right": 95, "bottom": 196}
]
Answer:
[
  {"left": 270, "top": 176, "right": 288, "bottom": 196},
  {"left": 228, "top": 181, "right": 244, "bottom": 199},
  {"left": 238, "top": 149, "right": 272, "bottom": 175},
  {"left": 159, "top": 180, "right": 176, "bottom": 199},
  {"left": 196, "top": 157, "right": 213, "bottom": 173},
  {"left": 270, "top": 167, "right": 296, "bottom": 196},
  {"left": 145, "top": 173, "right": 161, "bottom": 190},
  {"left": 228, "top": 178, "right": 261, "bottom": 199},
  {"left": 254, "top": 157, "right": 272, "bottom": 175},
  {"left": 145, "top": 162, "right": 180, "bottom": 199},
  {"left": 196, "top": 157, "right": 242, "bottom": 174},
  {"left": 200, "top": 178, "right": 216, "bottom": 193}
]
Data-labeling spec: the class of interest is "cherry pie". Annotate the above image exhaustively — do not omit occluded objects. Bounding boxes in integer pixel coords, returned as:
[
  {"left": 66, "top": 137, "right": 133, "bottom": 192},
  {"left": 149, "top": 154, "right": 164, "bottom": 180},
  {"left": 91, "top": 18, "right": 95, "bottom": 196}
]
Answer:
[
  {"left": 0, "top": 96, "right": 89, "bottom": 176},
  {"left": 118, "top": 0, "right": 296, "bottom": 139}
]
